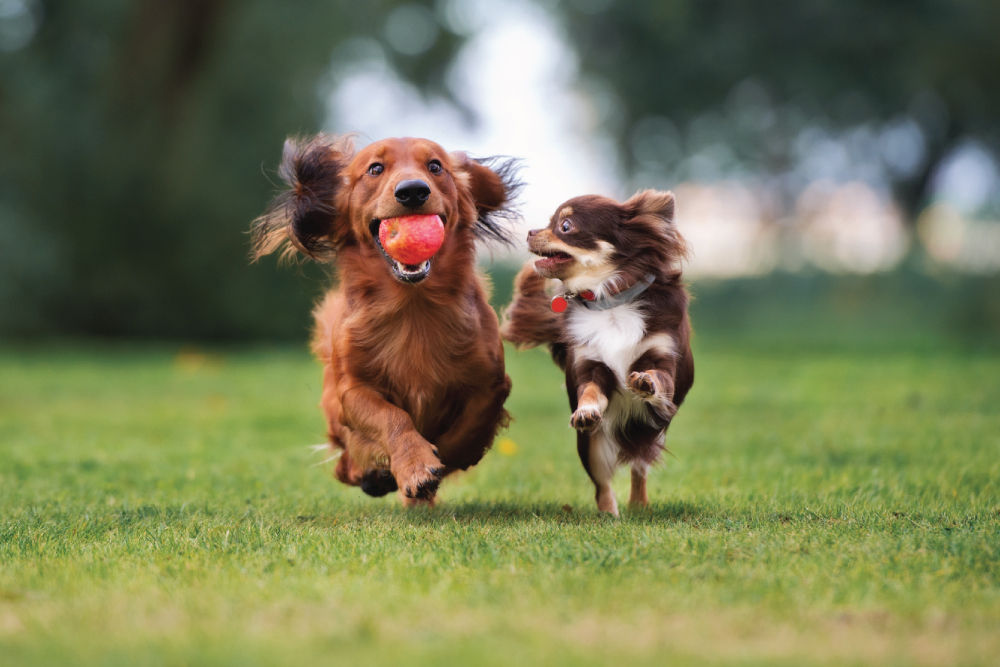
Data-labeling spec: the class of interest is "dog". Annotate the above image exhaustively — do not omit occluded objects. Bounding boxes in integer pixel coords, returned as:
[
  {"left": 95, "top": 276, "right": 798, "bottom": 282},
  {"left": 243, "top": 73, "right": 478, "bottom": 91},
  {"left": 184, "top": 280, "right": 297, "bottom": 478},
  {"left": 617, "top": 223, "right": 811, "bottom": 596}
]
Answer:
[
  {"left": 502, "top": 190, "right": 693, "bottom": 515},
  {"left": 252, "top": 135, "right": 519, "bottom": 506}
]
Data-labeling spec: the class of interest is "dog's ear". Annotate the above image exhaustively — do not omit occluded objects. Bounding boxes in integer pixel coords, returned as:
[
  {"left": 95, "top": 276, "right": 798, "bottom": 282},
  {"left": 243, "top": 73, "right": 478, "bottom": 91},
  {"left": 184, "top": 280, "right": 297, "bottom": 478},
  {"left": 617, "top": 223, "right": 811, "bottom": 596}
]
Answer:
[
  {"left": 251, "top": 134, "right": 355, "bottom": 262},
  {"left": 450, "top": 152, "right": 522, "bottom": 245},
  {"left": 625, "top": 189, "right": 675, "bottom": 223},
  {"left": 623, "top": 189, "right": 688, "bottom": 263}
]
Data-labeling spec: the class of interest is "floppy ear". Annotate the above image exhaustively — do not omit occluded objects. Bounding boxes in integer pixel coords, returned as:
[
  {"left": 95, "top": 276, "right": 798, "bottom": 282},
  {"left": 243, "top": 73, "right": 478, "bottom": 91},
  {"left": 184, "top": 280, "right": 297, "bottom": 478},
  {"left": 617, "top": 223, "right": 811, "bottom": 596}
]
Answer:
[
  {"left": 623, "top": 189, "right": 688, "bottom": 263},
  {"left": 251, "top": 134, "right": 355, "bottom": 262},
  {"left": 450, "top": 152, "right": 522, "bottom": 245}
]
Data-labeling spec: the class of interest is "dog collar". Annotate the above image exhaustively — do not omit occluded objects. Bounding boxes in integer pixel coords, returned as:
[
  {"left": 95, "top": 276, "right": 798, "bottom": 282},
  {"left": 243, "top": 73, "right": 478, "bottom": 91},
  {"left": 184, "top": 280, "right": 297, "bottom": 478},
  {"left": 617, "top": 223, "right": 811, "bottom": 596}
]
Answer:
[{"left": 550, "top": 273, "right": 656, "bottom": 313}]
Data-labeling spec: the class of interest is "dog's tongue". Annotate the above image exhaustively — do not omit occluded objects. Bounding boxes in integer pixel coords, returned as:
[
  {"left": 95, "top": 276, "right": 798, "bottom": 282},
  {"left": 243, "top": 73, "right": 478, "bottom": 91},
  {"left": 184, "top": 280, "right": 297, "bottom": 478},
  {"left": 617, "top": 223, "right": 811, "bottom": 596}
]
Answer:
[{"left": 378, "top": 214, "right": 445, "bottom": 265}]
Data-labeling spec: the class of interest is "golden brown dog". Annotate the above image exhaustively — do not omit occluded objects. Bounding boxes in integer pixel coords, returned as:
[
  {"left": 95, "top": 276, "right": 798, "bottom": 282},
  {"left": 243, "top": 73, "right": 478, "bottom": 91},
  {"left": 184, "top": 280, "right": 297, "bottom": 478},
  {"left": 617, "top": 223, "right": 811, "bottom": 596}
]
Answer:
[{"left": 253, "top": 135, "right": 519, "bottom": 506}]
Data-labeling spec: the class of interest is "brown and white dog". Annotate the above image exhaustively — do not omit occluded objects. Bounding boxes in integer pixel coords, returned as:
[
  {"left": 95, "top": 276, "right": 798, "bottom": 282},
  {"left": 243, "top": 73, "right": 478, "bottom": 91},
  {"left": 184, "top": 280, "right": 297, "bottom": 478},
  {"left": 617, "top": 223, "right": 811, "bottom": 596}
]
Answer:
[
  {"left": 252, "top": 135, "right": 519, "bottom": 506},
  {"left": 502, "top": 190, "right": 693, "bottom": 515}
]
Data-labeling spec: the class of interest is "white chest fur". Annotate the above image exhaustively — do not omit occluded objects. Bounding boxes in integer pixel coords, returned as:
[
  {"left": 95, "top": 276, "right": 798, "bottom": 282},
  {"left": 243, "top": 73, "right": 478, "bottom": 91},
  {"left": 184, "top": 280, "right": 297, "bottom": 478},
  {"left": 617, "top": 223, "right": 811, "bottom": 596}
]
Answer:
[
  {"left": 567, "top": 303, "right": 647, "bottom": 383},
  {"left": 568, "top": 303, "right": 677, "bottom": 447}
]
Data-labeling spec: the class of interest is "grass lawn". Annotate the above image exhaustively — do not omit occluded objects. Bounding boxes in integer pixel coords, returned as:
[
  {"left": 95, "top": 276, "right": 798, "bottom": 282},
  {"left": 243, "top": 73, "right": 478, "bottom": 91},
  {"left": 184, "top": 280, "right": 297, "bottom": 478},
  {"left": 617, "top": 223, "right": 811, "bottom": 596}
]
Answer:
[{"left": 1, "top": 335, "right": 998, "bottom": 665}]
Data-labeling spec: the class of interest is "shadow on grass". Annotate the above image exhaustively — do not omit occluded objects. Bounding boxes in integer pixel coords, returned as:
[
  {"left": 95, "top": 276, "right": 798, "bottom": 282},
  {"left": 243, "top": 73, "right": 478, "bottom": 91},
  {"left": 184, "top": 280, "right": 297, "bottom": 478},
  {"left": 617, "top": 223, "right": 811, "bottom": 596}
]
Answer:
[
  {"left": 292, "top": 498, "right": 937, "bottom": 530},
  {"left": 14, "top": 496, "right": 908, "bottom": 533},
  {"left": 295, "top": 499, "right": 710, "bottom": 527},
  {"left": 446, "top": 499, "right": 707, "bottom": 524}
]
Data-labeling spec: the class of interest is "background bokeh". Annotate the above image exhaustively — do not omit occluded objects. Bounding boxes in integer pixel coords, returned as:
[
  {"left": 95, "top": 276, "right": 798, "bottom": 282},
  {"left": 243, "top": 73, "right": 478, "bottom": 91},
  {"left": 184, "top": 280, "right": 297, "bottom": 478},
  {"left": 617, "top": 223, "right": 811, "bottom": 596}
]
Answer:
[{"left": 1, "top": 0, "right": 998, "bottom": 343}]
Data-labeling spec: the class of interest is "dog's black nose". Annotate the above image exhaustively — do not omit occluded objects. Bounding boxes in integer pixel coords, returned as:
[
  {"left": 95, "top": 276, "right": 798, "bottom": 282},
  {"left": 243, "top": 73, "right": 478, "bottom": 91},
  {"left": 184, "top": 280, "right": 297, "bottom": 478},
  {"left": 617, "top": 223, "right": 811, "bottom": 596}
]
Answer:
[{"left": 394, "top": 179, "right": 431, "bottom": 209}]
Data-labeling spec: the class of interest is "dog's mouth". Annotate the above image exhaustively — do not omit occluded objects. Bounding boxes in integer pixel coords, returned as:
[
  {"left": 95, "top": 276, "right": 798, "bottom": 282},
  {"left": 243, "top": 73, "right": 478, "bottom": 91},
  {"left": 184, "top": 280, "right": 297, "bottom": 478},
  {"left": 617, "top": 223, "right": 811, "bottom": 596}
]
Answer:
[
  {"left": 532, "top": 248, "right": 575, "bottom": 274},
  {"left": 369, "top": 217, "right": 445, "bottom": 284}
]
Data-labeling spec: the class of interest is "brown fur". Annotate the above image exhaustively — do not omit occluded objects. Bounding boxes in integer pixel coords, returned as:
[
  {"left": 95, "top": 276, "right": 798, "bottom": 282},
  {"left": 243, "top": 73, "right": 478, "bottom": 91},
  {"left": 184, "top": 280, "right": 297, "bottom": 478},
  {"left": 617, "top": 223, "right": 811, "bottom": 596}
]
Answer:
[
  {"left": 501, "top": 189, "right": 693, "bottom": 515},
  {"left": 253, "top": 135, "right": 519, "bottom": 505}
]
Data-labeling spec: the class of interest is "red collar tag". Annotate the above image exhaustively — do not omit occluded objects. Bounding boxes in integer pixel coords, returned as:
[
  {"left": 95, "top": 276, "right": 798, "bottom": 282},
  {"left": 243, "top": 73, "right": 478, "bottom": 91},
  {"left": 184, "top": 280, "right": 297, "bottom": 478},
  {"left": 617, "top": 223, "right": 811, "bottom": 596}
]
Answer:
[{"left": 551, "top": 290, "right": 597, "bottom": 312}]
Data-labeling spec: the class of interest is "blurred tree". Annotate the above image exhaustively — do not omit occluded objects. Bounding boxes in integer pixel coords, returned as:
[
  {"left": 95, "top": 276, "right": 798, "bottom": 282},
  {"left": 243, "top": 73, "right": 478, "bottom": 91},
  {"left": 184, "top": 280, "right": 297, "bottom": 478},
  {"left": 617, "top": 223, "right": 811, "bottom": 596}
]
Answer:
[
  {"left": 553, "top": 0, "right": 1000, "bottom": 222},
  {"left": 0, "top": 0, "right": 463, "bottom": 338}
]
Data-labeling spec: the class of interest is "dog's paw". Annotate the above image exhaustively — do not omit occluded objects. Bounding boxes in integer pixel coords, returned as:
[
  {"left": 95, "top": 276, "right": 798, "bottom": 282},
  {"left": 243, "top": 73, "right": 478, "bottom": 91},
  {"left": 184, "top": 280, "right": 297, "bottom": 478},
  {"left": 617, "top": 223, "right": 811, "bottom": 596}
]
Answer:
[
  {"left": 571, "top": 405, "right": 603, "bottom": 432},
  {"left": 392, "top": 447, "right": 445, "bottom": 500},
  {"left": 400, "top": 466, "right": 443, "bottom": 500},
  {"left": 409, "top": 470, "right": 443, "bottom": 500},
  {"left": 359, "top": 469, "right": 398, "bottom": 497},
  {"left": 627, "top": 371, "right": 657, "bottom": 399}
]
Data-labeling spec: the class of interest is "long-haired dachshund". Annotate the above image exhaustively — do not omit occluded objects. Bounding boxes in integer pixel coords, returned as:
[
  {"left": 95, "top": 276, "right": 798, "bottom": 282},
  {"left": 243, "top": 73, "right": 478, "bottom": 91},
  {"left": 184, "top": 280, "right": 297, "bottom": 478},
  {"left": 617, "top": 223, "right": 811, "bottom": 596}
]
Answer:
[
  {"left": 502, "top": 191, "right": 693, "bottom": 515},
  {"left": 253, "top": 135, "right": 519, "bottom": 506}
]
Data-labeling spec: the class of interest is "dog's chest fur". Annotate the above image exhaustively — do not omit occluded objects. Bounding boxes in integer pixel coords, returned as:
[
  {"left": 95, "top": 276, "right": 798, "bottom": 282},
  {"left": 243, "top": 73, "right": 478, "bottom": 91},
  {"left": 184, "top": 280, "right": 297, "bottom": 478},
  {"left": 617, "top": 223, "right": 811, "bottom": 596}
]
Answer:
[
  {"left": 566, "top": 300, "right": 677, "bottom": 450},
  {"left": 566, "top": 302, "right": 647, "bottom": 383}
]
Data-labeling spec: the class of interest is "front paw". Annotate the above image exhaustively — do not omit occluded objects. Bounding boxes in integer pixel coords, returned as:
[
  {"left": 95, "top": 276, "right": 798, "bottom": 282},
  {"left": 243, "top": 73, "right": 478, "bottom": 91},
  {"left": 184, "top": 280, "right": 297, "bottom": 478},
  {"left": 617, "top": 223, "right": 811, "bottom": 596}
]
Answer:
[
  {"left": 359, "top": 469, "right": 398, "bottom": 497},
  {"left": 571, "top": 405, "right": 603, "bottom": 432},
  {"left": 627, "top": 371, "right": 657, "bottom": 399},
  {"left": 392, "top": 445, "right": 444, "bottom": 499}
]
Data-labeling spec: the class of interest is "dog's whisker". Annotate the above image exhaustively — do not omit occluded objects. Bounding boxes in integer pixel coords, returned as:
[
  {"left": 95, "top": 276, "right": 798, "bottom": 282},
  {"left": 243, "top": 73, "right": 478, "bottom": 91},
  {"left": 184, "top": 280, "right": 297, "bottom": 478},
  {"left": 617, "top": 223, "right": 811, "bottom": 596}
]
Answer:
[{"left": 311, "top": 452, "right": 343, "bottom": 467}]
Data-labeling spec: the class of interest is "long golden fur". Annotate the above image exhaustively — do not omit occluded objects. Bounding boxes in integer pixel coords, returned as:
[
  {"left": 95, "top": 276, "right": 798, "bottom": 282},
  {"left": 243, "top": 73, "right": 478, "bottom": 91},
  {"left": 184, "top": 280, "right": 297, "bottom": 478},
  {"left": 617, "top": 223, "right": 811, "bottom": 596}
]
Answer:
[{"left": 253, "top": 135, "right": 519, "bottom": 506}]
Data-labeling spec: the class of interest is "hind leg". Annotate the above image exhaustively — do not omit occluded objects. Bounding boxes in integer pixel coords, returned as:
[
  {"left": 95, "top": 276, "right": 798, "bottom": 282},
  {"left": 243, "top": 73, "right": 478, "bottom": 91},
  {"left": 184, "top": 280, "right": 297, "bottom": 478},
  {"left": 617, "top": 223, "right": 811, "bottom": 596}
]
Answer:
[
  {"left": 434, "top": 374, "right": 512, "bottom": 471},
  {"left": 579, "top": 430, "right": 619, "bottom": 516},
  {"left": 333, "top": 429, "right": 398, "bottom": 497},
  {"left": 333, "top": 449, "right": 398, "bottom": 497},
  {"left": 629, "top": 461, "right": 649, "bottom": 507}
]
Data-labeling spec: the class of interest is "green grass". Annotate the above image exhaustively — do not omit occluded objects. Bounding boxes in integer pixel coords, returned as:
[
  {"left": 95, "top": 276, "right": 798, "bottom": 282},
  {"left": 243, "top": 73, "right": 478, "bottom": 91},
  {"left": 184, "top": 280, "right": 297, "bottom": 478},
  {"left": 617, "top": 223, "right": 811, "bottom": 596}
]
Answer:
[{"left": 1, "top": 336, "right": 998, "bottom": 666}]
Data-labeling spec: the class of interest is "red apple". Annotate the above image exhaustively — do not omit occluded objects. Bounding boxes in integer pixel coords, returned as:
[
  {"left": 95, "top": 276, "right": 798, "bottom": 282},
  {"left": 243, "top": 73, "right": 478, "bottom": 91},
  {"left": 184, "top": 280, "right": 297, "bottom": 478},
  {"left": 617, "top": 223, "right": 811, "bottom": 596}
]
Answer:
[{"left": 378, "top": 214, "right": 445, "bottom": 265}]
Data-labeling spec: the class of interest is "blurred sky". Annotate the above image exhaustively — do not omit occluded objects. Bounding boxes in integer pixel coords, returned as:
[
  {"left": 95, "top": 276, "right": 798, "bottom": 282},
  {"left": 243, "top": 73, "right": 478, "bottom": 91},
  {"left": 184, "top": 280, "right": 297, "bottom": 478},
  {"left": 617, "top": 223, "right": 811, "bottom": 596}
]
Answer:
[
  {"left": 327, "top": 0, "right": 617, "bottom": 240},
  {"left": 1, "top": 0, "right": 996, "bottom": 341},
  {"left": 2, "top": 0, "right": 995, "bottom": 278},
  {"left": 322, "top": 0, "right": 1000, "bottom": 275}
]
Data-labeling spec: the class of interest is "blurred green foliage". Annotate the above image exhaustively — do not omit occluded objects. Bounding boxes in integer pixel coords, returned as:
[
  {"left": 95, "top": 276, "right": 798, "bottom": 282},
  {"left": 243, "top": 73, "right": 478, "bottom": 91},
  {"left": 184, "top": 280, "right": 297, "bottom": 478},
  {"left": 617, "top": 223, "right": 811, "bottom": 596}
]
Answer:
[
  {"left": 555, "top": 0, "right": 1000, "bottom": 217},
  {"left": 1, "top": 1, "right": 998, "bottom": 340},
  {"left": 0, "top": 0, "right": 459, "bottom": 339}
]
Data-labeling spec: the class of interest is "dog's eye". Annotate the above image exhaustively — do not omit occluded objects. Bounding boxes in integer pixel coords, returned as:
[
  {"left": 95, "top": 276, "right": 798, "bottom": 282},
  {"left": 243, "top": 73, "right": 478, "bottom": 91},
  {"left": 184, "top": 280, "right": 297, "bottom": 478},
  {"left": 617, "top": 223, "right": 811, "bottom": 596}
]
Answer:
[
  {"left": 367, "top": 163, "right": 384, "bottom": 176},
  {"left": 427, "top": 159, "right": 442, "bottom": 175},
  {"left": 560, "top": 219, "right": 573, "bottom": 233}
]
